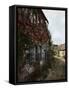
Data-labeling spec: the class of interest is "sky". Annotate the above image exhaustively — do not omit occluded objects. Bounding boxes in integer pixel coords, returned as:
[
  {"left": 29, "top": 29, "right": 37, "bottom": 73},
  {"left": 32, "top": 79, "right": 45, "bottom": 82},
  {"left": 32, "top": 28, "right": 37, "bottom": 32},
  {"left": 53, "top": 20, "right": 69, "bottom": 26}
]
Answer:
[{"left": 42, "top": 9, "right": 65, "bottom": 45}]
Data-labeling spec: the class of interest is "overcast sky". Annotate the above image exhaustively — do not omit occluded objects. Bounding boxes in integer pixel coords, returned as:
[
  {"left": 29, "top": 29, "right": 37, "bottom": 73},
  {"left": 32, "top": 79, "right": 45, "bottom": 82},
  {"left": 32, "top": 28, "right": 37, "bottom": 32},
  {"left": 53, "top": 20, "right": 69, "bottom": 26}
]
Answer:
[{"left": 42, "top": 9, "right": 65, "bottom": 45}]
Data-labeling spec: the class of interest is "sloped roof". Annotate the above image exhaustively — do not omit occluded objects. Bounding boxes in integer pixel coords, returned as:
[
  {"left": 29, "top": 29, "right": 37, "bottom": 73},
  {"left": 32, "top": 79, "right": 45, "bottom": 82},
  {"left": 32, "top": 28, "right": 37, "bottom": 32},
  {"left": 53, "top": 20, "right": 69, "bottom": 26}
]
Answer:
[
  {"left": 58, "top": 44, "right": 65, "bottom": 51},
  {"left": 40, "top": 10, "right": 49, "bottom": 23}
]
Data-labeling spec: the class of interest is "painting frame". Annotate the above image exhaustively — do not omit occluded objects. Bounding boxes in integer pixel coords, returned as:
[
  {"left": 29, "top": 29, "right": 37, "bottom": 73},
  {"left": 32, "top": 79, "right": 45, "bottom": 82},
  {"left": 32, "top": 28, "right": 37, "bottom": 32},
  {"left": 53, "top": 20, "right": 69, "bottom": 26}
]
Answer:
[{"left": 9, "top": 5, "right": 67, "bottom": 85}]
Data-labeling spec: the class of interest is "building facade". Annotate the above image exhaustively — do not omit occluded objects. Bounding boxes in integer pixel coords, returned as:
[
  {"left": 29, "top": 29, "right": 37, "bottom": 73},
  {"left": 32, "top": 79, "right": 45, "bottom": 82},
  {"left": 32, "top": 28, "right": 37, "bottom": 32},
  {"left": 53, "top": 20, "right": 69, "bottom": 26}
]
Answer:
[{"left": 17, "top": 8, "right": 51, "bottom": 65}]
